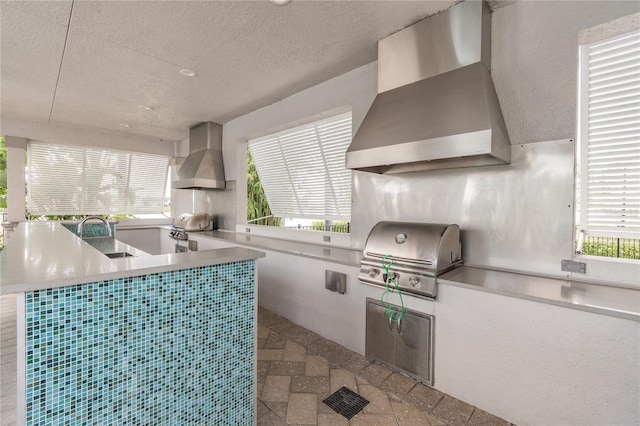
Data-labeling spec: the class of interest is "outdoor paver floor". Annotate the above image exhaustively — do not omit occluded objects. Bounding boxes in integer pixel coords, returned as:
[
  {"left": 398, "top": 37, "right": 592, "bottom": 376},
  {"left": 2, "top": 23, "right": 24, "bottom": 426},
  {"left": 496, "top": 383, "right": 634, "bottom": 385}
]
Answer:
[{"left": 257, "top": 306, "right": 512, "bottom": 426}]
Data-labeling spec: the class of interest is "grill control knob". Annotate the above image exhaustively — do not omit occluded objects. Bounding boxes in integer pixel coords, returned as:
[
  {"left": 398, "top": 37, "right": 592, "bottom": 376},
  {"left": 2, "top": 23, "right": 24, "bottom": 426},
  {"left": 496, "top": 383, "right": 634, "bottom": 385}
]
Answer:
[
  {"left": 368, "top": 268, "right": 380, "bottom": 278},
  {"left": 408, "top": 276, "right": 421, "bottom": 287},
  {"left": 384, "top": 272, "right": 399, "bottom": 284}
]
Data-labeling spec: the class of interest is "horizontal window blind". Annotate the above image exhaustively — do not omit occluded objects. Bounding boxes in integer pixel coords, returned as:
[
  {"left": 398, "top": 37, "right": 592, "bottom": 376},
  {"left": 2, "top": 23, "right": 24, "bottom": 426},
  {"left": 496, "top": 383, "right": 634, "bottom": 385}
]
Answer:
[
  {"left": 248, "top": 112, "right": 352, "bottom": 221},
  {"left": 580, "top": 30, "right": 640, "bottom": 238},
  {"left": 28, "top": 142, "right": 169, "bottom": 215}
]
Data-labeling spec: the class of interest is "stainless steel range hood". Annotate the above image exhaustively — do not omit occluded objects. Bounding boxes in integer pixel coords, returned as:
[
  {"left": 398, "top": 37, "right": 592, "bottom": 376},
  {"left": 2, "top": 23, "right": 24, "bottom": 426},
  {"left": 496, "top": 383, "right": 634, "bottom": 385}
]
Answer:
[
  {"left": 172, "top": 122, "right": 226, "bottom": 190},
  {"left": 346, "top": 0, "right": 510, "bottom": 174}
]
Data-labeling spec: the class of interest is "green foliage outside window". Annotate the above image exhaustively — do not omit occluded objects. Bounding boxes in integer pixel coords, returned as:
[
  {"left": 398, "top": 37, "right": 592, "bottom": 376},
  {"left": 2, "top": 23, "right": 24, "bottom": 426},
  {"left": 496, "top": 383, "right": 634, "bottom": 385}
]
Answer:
[
  {"left": 311, "top": 220, "right": 350, "bottom": 233},
  {"left": 247, "top": 150, "right": 281, "bottom": 227},
  {"left": 580, "top": 234, "right": 640, "bottom": 260}
]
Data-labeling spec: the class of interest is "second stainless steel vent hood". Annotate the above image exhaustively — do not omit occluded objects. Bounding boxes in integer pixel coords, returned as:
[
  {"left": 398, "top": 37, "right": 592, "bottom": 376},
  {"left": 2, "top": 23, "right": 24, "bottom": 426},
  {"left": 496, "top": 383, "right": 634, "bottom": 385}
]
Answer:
[
  {"left": 346, "top": 0, "right": 510, "bottom": 174},
  {"left": 172, "top": 122, "right": 226, "bottom": 190}
]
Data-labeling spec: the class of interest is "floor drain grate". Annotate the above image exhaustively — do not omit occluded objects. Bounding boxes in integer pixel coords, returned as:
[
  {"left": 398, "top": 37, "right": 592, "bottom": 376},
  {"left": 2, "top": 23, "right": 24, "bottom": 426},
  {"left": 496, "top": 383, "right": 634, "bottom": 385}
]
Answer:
[{"left": 322, "top": 386, "right": 369, "bottom": 420}]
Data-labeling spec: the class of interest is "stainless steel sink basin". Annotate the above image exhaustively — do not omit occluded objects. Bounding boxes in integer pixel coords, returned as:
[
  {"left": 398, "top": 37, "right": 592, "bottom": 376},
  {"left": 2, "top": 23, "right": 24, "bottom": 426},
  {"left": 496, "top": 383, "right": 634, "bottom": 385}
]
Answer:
[
  {"left": 104, "top": 252, "right": 134, "bottom": 258},
  {"left": 82, "top": 237, "right": 148, "bottom": 258}
]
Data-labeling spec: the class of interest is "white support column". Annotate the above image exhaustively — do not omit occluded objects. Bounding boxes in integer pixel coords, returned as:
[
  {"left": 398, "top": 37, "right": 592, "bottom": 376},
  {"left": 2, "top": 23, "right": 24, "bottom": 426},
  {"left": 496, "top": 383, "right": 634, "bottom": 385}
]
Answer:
[{"left": 4, "top": 136, "right": 27, "bottom": 223}]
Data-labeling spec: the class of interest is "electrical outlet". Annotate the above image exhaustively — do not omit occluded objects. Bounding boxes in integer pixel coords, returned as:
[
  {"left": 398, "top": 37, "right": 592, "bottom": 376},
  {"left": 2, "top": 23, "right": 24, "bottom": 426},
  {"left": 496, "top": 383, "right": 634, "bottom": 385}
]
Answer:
[
  {"left": 323, "top": 235, "right": 331, "bottom": 243},
  {"left": 246, "top": 227, "right": 251, "bottom": 233},
  {"left": 561, "top": 260, "right": 586, "bottom": 274}
]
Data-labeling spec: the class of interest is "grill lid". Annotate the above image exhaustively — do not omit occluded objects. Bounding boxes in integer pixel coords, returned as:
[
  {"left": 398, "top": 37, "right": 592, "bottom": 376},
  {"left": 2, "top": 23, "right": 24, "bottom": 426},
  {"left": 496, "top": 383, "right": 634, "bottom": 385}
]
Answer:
[{"left": 363, "top": 222, "right": 461, "bottom": 271}]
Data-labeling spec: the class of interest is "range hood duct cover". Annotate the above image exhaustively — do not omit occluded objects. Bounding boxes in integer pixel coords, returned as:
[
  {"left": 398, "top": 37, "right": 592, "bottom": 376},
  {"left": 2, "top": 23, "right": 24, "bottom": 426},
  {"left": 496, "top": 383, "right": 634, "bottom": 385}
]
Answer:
[
  {"left": 172, "top": 122, "right": 226, "bottom": 190},
  {"left": 346, "top": 0, "right": 511, "bottom": 174}
]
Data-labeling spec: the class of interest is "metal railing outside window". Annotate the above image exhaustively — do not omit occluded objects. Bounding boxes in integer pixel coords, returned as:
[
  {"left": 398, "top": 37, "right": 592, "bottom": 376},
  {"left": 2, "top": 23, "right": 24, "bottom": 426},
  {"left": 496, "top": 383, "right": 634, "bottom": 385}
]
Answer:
[
  {"left": 286, "top": 223, "right": 351, "bottom": 234},
  {"left": 579, "top": 234, "right": 640, "bottom": 260}
]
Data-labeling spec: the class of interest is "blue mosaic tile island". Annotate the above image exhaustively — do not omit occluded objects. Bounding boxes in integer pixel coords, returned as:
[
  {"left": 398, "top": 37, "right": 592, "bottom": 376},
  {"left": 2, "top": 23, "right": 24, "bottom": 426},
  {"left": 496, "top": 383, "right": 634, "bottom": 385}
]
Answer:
[{"left": 24, "top": 261, "right": 256, "bottom": 425}]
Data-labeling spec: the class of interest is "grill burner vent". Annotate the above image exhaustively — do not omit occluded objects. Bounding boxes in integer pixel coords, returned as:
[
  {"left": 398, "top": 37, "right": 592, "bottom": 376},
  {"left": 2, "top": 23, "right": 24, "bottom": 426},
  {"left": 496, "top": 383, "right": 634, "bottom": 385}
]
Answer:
[{"left": 358, "top": 221, "right": 462, "bottom": 299}]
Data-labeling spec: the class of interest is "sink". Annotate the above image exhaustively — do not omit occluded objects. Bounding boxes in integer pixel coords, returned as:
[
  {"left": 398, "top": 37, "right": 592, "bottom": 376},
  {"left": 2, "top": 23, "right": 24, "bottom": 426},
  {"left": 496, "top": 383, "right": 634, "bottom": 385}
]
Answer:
[{"left": 104, "top": 252, "right": 134, "bottom": 258}]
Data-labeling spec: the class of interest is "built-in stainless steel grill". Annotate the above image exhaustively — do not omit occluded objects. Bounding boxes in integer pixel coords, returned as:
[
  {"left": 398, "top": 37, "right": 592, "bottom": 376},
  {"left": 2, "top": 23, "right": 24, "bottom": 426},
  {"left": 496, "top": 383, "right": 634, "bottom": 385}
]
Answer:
[{"left": 358, "top": 222, "right": 463, "bottom": 299}]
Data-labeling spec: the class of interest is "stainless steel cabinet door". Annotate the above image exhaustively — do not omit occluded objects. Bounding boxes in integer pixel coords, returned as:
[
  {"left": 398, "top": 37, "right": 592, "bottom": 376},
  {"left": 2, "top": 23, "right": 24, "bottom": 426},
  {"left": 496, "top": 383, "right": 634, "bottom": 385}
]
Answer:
[
  {"left": 366, "top": 300, "right": 395, "bottom": 365},
  {"left": 395, "top": 311, "right": 433, "bottom": 384}
]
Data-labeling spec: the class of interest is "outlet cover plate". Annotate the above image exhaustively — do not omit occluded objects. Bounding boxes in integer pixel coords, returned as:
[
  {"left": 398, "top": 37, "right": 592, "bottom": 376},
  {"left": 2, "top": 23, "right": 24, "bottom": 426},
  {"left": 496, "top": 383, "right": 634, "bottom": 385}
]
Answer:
[{"left": 561, "top": 259, "right": 586, "bottom": 274}]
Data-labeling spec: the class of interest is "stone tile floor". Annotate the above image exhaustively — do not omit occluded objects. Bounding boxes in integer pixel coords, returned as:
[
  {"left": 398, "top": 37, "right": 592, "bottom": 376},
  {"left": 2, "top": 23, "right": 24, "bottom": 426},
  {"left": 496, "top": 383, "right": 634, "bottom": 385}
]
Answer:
[{"left": 257, "top": 306, "right": 511, "bottom": 426}]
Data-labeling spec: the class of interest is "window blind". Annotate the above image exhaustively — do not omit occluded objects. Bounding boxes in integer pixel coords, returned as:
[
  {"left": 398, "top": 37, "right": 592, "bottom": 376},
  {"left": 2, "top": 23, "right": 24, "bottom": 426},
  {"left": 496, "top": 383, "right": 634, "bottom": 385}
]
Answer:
[
  {"left": 248, "top": 112, "right": 352, "bottom": 221},
  {"left": 28, "top": 142, "right": 169, "bottom": 215},
  {"left": 579, "top": 30, "right": 640, "bottom": 238}
]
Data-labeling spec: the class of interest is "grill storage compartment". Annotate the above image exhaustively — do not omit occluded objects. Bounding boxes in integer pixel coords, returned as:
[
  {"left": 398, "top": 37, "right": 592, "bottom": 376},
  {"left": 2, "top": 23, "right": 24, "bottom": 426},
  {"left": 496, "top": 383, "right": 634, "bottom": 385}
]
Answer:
[{"left": 365, "top": 298, "right": 434, "bottom": 385}]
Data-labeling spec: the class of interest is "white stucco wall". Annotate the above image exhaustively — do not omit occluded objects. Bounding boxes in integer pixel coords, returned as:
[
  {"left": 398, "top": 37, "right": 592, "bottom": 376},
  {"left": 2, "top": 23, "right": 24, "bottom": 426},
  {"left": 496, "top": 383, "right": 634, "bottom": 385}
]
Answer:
[
  {"left": 435, "top": 283, "right": 640, "bottom": 426},
  {"left": 491, "top": 0, "right": 640, "bottom": 145}
]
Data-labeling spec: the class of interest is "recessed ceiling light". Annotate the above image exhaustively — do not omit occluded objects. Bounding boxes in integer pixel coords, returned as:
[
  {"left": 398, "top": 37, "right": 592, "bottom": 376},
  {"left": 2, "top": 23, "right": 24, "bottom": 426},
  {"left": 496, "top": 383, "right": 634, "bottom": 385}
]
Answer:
[
  {"left": 269, "top": 0, "right": 290, "bottom": 5},
  {"left": 138, "top": 105, "right": 153, "bottom": 111},
  {"left": 179, "top": 68, "right": 197, "bottom": 77},
  {"left": 119, "top": 123, "right": 131, "bottom": 128}
]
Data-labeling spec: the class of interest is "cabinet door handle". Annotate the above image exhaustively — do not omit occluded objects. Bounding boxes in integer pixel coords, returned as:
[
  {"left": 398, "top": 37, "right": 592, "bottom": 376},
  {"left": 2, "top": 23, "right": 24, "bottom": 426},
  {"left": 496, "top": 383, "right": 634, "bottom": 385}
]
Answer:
[
  {"left": 388, "top": 316, "right": 395, "bottom": 332},
  {"left": 396, "top": 318, "right": 402, "bottom": 335}
]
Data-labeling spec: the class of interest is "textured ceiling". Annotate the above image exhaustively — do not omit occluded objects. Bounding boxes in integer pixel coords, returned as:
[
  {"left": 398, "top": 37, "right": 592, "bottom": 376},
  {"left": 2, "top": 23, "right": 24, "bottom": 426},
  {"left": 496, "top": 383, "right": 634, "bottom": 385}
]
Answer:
[{"left": 0, "top": 0, "right": 457, "bottom": 142}]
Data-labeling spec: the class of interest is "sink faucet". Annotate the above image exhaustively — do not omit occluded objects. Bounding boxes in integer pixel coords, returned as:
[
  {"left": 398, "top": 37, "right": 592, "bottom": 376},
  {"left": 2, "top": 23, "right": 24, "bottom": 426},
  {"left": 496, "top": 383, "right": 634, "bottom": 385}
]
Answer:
[{"left": 77, "top": 216, "right": 112, "bottom": 239}]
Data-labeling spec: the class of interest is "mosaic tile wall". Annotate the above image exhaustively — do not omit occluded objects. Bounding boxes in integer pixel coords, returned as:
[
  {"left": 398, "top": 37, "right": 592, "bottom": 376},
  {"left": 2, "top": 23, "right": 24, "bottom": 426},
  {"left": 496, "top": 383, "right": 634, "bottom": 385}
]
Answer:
[
  {"left": 24, "top": 260, "right": 256, "bottom": 425},
  {"left": 62, "top": 222, "right": 116, "bottom": 238}
]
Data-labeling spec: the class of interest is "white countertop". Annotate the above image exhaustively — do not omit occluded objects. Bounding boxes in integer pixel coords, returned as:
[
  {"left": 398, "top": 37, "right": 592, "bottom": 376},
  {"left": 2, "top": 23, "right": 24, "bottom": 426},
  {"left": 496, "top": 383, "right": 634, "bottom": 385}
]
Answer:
[
  {"left": 194, "top": 230, "right": 363, "bottom": 267},
  {"left": 0, "top": 222, "right": 265, "bottom": 295},
  {"left": 439, "top": 265, "right": 640, "bottom": 321}
]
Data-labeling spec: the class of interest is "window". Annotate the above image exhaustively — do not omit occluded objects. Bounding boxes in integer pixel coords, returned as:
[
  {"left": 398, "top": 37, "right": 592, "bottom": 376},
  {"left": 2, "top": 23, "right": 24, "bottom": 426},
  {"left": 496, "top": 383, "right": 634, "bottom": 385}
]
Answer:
[
  {"left": 577, "top": 30, "right": 640, "bottom": 259},
  {"left": 28, "top": 142, "right": 169, "bottom": 215},
  {"left": 248, "top": 112, "right": 352, "bottom": 231}
]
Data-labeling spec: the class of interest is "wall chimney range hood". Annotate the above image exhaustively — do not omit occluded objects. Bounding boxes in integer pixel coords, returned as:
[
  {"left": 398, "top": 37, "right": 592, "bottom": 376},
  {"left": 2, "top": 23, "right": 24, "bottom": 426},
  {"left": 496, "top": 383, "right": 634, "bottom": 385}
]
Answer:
[
  {"left": 172, "top": 122, "right": 226, "bottom": 190},
  {"left": 346, "top": 0, "right": 511, "bottom": 174}
]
